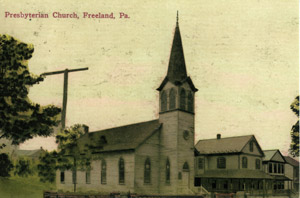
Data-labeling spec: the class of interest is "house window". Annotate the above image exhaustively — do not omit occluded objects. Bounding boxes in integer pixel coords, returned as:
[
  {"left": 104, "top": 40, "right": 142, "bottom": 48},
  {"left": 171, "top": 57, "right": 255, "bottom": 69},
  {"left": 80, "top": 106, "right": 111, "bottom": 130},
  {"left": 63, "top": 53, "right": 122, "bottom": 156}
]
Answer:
[
  {"left": 72, "top": 169, "right": 77, "bottom": 184},
  {"left": 242, "top": 157, "right": 248, "bottom": 168},
  {"left": 169, "top": 88, "right": 176, "bottom": 110},
  {"left": 187, "top": 92, "right": 193, "bottom": 112},
  {"left": 255, "top": 159, "right": 261, "bottom": 170},
  {"left": 212, "top": 180, "right": 217, "bottom": 189},
  {"left": 119, "top": 157, "right": 125, "bottom": 184},
  {"left": 282, "top": 164, "right": 284, "bottom": 174},
  {"left": 278, "top": 164, "right": 281, "bottom": 173},
  {"left": 269, "top": 163, "right": 272, "bottom": 173},
  {"left": 86, "top": 170, "right": 91, "bottom": 184},
  {"left": 274, "top": 163, "right": 277, "bottom": 173},
  {"left": 180, "top": 89, "right": 186, "bottom": 110},
  {"left": 101, "top": 159, "right": 106, "bottom": 184},
  {"left": 144, "top": 158, "right": 151, "bottom": 184},
  {"left": 250, "top": 141, "right": 254, "bottom": 152},
  {"left": 217, "top": 157, "right": 226, "bottom": 169},
  {"left": 60, "top": 171, "right": 65, "bottom": 183},
  {"left": 166, "top": 159, "right": 170, "bottom": 184},
  {"left": 161, "top": 91, "right": 167, "bottom": 111},
  {"left": 198, "top": 158, "right": 204, "bottom": 169},
  {"left": 183, "top": 162, "right": 189, "bottom": 172}
]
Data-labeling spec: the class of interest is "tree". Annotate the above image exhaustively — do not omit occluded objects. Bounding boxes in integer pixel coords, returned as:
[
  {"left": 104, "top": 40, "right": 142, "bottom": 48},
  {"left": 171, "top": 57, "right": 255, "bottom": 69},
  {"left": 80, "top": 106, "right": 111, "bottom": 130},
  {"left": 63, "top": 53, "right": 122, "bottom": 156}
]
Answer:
[
  {"left": 14, "top": 158, "right": 33, "bottom": 177},
  {"left": 0, "top": 34, "right": 61, "bottom": 146},
  {"left": 0, "top": 153, "right": 14, "bottom": 177},
  {"left": 289, "top": 96, "right": 299, "bottom": 157},
  {"left": 37, "top": 124, "right": 91, "bottom": 191}
]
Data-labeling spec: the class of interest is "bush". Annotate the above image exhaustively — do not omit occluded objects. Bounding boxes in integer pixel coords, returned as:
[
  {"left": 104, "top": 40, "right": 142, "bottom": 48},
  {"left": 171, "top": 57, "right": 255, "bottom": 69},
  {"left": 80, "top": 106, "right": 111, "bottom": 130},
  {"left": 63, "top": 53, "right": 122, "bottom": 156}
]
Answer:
[{"left": 0, "top": 153, "right": 14, "bottom": 177}]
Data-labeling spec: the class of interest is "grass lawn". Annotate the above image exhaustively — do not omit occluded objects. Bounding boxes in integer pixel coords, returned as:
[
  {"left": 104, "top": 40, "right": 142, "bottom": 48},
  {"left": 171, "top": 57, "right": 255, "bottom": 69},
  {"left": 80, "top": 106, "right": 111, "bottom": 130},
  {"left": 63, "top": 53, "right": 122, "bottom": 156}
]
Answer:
[{"left": 0, "top": 175, "right": 55, "bottom": 198}]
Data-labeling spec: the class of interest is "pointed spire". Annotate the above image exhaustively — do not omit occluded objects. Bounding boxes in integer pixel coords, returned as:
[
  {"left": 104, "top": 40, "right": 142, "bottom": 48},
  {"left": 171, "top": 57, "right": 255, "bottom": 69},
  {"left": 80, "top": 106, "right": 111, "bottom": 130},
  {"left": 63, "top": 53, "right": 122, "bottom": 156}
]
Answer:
[
  {"left": 167, "top": 11, "right": 187, "bottom": 83},
  {"left": 176, "top": 11, "right": 179, "bottom": 27}
]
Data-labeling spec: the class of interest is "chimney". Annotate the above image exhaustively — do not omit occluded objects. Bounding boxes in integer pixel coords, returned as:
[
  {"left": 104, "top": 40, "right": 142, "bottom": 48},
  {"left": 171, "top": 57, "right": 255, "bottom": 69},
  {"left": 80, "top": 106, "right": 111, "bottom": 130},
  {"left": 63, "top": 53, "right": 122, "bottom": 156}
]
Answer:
[
  {"left": 217, "top": 134, "right": 221, "bottom": 139},
  {"left": 83, "top": 125, "right": 89, "bottom": 134}
]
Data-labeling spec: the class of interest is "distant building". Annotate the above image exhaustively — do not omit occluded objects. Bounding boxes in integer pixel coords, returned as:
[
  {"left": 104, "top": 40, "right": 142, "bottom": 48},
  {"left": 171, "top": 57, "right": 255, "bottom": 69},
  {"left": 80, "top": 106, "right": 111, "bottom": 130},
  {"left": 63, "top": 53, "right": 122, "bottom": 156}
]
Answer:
[
  {"left": 11, "top": 147, "right": 45, "bottom": 162},
  {"left": 284, "top": 156, "right": 299, "bottom": 191}
]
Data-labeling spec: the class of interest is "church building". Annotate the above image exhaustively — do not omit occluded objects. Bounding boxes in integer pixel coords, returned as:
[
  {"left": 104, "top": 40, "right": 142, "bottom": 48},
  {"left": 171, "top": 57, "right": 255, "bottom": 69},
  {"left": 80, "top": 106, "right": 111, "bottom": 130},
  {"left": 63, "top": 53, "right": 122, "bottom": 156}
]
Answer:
[{"left": 57, "top": 16, "right": 198, "bottom": 195}]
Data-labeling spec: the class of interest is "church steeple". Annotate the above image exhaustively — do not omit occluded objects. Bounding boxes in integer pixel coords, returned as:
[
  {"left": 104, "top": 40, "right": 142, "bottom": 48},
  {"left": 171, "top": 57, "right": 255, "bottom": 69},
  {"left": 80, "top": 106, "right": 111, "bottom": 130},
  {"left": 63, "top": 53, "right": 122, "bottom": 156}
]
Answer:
[
  {"left": 167, "top": 11, "right": 187, "bottom": 83},
  {"left": 157, "top": 13, "right": 197, "bottom": 92}
]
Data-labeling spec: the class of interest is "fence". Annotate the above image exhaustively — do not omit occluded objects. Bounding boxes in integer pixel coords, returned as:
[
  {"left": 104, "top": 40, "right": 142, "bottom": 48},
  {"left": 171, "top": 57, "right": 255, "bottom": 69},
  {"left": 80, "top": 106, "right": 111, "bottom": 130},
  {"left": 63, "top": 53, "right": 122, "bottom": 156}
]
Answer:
[{"left": 44, "top": 191, "right": 205, "bottom": 198}]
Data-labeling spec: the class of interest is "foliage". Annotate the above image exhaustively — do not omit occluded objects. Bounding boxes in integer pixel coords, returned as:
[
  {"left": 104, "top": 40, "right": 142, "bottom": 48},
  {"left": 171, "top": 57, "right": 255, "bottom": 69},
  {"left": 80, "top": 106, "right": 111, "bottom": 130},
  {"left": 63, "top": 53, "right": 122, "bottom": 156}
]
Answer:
[
  {"left": 0, "top": 34, "right": 61, "bottom": 145},
  {"left": 0, "top": 153, "right": 14, "bottom": 177},
  {"left": 37, "top": 124, "right": 90, "bottom": 184},
  {"left": 289, "top": 96, "right": 299, "bottom": 157},
  {"left": 14, "top": 158, "right": 33, "bottom": 177},
  {"left": 37, "top": 151, "right": 57, "bottom": 183}
]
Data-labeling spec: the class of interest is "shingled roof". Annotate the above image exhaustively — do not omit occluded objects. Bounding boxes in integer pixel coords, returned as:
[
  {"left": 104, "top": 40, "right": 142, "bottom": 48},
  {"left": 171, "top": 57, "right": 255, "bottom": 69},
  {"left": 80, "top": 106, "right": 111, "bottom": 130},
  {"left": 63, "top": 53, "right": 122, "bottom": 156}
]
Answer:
[
  {"left": 284, "top": 156, "right": 299, "bottom": 167},
  {"left": 195, "top": 135, "right": 255, "bottom": 155},
  {"left": 157, "top": 17, "right": 198, "bottom": 92},
  {"left": 78, "top": 120, "right": 162, "bottom": 153}
]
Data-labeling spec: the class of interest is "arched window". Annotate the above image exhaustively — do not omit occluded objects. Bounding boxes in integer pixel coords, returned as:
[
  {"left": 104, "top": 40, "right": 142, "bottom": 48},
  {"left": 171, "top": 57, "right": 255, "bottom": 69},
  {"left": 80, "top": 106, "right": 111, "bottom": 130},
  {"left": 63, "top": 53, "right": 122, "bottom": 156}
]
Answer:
[
  {"left": 256, "top": 159, "right": 261, "bottom": 170},
  {"left": 217, "top": 157, "right": 226, "bottom": 169},
  {"left": 144, "top": 158, "right": 151, "bottom": 184},
  {"left": 161, "top": 91, "right": 167, "bottom": 112},
  {"left": 180, "top": 89, "right": 186, "bottom": 110},
  {"left": 86, "top": 170, "right": 91, "bottom": 184},
  {"left": 183, "top": 162, "right": 189, "bottom": 172},
  {"left": 60, "top": 171, "right": 65, "bottom": 183},
  {"left": 242, "top": 157, "right": 248, "bottom": 168},
  {"left": 166, "top": 158, "right": 170, "bottom": 184},
  {"left": 101, "top": 159, "right": 107, "bottom": 184},
  {"left": 169, "top": 88, "right": 176, "bottom": 110},
  {"left": 119, "top": 157, "right": 125, "bottom": 184},
  {"left": 187, "top": 92, "right": 193, "bottom": 112}
]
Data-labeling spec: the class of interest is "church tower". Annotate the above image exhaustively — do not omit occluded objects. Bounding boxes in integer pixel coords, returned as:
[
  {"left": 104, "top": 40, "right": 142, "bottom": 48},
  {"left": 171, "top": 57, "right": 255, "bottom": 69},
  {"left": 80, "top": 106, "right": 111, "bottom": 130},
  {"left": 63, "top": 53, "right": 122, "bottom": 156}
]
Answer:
[{"left": 157, "top": 13, "right": 198, "bottom": 195}]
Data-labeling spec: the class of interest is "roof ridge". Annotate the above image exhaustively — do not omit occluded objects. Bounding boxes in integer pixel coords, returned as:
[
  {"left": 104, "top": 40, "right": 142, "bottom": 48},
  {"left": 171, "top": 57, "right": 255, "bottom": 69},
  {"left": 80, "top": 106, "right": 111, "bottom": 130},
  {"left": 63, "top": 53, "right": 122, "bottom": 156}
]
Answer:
[
  {"left": 90, "top": 119, "right": 159, "bottom": 133},
  {"left": 197, "top": 134, "right": 253, "bottom": 142}
]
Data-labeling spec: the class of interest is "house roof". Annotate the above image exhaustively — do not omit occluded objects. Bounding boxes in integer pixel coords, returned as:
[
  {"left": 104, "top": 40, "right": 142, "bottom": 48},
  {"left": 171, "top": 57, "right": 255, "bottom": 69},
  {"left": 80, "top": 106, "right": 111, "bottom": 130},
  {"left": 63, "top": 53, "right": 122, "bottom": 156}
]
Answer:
[
  {"left": 197, "top": 170, "right": 273, "bottom": 179},
  {"left": 195, "top": 135, "right": 254, "bottom": 155},
  {"left": 14, "top": 149, "right": 43, "bottom": 157},
  {"left": 78, "top": 119, "right": 162, "bottom": 153},
  {"left": 263, "top": 149, "right": 286, "bottom": 162},
  {"left": 263, "top": 150, "right": 277, "bottom": 161},
  {"left": 284, "top": 156, "right": 299, "bottom": 167}
]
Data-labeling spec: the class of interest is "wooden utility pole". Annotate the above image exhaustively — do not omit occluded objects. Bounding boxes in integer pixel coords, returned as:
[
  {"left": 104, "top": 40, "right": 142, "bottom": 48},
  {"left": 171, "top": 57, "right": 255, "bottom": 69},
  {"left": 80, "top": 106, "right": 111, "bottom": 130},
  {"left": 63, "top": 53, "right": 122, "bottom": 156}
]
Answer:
[{"left": 42, "top": 67, "right": 88, "bottom": 129}]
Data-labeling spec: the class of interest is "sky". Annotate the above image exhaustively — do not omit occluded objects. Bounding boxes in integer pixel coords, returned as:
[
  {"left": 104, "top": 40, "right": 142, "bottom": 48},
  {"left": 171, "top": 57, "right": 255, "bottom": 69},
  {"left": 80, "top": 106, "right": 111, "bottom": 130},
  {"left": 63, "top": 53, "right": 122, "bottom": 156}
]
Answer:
[{"left": 0, "top": 0, "right": 298, "bottom": 155}]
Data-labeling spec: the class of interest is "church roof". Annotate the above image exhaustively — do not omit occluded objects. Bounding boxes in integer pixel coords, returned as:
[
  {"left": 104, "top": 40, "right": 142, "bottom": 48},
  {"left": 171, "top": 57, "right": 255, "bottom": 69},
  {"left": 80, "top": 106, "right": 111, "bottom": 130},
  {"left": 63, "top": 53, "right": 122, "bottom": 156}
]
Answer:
[
  {"left": 167, "top": 21, "right": 187, "bottom": 83},
  {"left": 78, "top": 120, "right": 161, "bottom": 153},
  {"left": 195, "top": 135, "right": 255, "bottom": 155},
  {"left": 157, "top": 15, "right": 198, "bottom": 92}
]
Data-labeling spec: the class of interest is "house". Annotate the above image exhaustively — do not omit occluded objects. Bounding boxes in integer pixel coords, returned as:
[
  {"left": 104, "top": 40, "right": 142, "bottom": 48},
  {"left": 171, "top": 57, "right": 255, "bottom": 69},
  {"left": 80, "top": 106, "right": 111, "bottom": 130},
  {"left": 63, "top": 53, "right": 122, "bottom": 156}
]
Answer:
[
  {"left": 262, "top": 149, "right": 290, "bottom": 191},
  {"left": 57, "top": 16, "right": 197, "bottom": 195},
  {"left": 284, "top": 156, "right": 299, "bottom": 192},
  {"left": 11, "top": 147, "right": 45, "bottom": 162},
  {"left": 194, "top": 134, "right": 273, "bottom": 194}
]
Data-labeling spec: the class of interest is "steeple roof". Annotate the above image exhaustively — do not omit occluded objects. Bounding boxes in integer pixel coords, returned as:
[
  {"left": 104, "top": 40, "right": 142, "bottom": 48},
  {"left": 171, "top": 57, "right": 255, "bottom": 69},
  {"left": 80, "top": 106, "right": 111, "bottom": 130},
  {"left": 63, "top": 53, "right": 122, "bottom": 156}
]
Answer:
[
  {"left": 157, "top": 13, "right": 198, "bottom": 92},
  {"left": 167, "top": 18, "right": 187, "bottom": 82}
]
